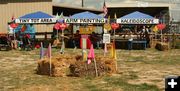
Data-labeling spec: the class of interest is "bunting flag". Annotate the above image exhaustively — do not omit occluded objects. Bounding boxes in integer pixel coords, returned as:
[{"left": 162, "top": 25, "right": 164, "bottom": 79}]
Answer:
[
  {"left": 114, "top": 13, "right": 117, "bottom": 19},
  {"left": 40, "top": 42, "right": 44, "bottom": 59},
  {"left": 59, "top": 12, "right": 64, "bottom": 18},
  {"left": 108, "top": 15, "right": 110, "bottom": 23},
  {"left": 87, "top": 44, "right": 95, "bottom": 64},
  {"left": 57, "top": 12, "right": 64, "bottom": 23},
  {"left": 103, "top": 0, "right": 108, "bottom": 18},
  {"left": 55, "top": 13, "right": 59, "bottom": 19},
  {"left": 111, "top": 41, "right": 117, "bottom": 60}
]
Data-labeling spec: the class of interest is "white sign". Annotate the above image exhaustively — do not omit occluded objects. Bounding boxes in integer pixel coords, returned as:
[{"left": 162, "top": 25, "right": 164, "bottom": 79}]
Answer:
[
  {"left": 116, "top": 19, "right": 159, "bottom": 24},
  {"left": 64, "top": 18, "right": 106, "bottom": 24},
  {"left": 103, "top": 34, "right": 110, "bottom": 43},
  {"left": 15, "top": 18, "right": 56, "bottom": 24}
]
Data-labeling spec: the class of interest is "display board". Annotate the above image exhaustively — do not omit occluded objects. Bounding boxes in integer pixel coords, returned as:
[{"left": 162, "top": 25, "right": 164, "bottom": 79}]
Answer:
[
  {"left": 116, "top": 18, "right": 159, "bottom": 24},
  {"left": 79, "top": 26, "right": 95, "bottom": 34},
  {"left": 103, "top": 34, "right": 111, "bottom": 43},
  {"left": 15, "top": 18, "right": 56, "bottom": 24}
]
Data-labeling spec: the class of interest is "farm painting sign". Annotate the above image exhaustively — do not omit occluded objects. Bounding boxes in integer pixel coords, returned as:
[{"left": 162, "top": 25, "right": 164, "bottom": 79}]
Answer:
[
  {"left": 15, "top": 18, "right": 56, "bottom": 24},
  {"left": 64, "top": 18, "right": 106, "bottom": 24}
]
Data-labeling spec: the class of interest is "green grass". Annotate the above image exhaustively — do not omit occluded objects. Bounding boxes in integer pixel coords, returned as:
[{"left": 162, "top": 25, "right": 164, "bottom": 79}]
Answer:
[
  {"left": 0, "top": 48, "right": 179, "bottom": 91},
  {"left": 104, "top": 76, "right": 159, "bottom": 91}
]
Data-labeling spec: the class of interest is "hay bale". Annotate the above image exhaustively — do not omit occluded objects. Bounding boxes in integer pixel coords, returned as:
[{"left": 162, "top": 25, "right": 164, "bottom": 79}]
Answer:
[
  {"left": 155, "top": 42, "right": 169, "bottom": 51},
  {"left": 37, "top": 54, "right": 77, "bottom": 77},
  {"left": 69, "top": 55, "right": 116, "bottom": 77},
  {"left": 37, "top": 54, "right": 116, "bottom": 77},
  {"left": 106, "top": 43, "right": 112, "bottom": 50}
]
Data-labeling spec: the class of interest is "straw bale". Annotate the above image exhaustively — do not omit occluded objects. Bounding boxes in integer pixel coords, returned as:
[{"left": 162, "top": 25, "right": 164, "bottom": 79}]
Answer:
[
  {"left": 37, "top": 54, "right": 78, "bottom": 77},
  {"left": 155, "top": 42, "right": 169, "bottom": 51},
  {"left": 37, "top": 54, "right": 116, "bottom": 77},
  {"left": 69, "top": 55, "right": 116, "bottom": 77}
]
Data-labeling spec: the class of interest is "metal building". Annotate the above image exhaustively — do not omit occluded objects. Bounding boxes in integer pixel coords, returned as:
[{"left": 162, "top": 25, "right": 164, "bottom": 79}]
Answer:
[
  {"left": 0, "top": 0, "right": 53, "bottom": 34},
  {"left": 106, "top": 0, "right": 180, "bottom": 33}
]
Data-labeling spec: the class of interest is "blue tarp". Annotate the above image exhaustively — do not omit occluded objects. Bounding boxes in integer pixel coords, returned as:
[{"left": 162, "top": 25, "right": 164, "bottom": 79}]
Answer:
[
  {"left": 120, "top": 11, "right": 153, "bottom": 19},
  {"left": 71, "top": 11, "right": 103, "bottom": 19},
  {"left": 19, "top": 11, "right": 53, "bottom": 19}
]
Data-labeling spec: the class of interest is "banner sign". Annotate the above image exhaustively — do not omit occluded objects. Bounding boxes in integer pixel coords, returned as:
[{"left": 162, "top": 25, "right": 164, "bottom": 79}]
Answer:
[
  {"left": 116, "top": 19, "right": 159, "bottom": 24},
  {"left": 64, "top": 18, "right": 106, "bottom": 24},
  {"left": 79, "top": 26, "right": 94, "bottom": 34},
  {"left": 15, "top": 18, "right": 56, "bottom": 24},
  {"left": 103, "top": 34, "right": 111, "bottom": 43}
]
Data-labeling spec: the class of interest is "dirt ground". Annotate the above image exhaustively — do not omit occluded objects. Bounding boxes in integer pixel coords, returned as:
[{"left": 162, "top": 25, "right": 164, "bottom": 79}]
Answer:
[{"left": 0, "top": 48, "right": 179, "bottom": 91}]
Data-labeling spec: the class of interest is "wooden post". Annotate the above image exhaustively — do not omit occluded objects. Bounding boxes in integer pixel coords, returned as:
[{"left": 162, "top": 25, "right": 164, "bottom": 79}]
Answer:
[
  {"left": 93, "top": 58, "right": 98, "bottom": 77},
  {"left": 49, "top": 43, "right": 52, "bottom": 76},
  {"left": 57, "top": 29, "right": 59, "bottom": 39}
]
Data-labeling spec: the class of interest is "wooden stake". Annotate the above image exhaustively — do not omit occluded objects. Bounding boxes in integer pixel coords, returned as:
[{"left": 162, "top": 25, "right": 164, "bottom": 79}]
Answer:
[
  {"left": 104, "top": 43, "right": 107, "bottom": 56},
  {"left": 93, "top": 58, "right": 98, "bottom": 77},
  {"left": 49, "top": 57, "right": 52, "bottom": 76},
  {"left": 49, "top": 43, "right": 52, "bottom": 76}
]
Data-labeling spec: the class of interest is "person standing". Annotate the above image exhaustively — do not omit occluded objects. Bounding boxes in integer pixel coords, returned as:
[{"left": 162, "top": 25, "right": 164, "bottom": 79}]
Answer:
[
  {"left": 128, "top": 31, "right": 133, "bottom": 50},
  {"left": 73, "top": 30, "right": 81, "bottom": 48},
  {"left": 90, "top": 32, "right": 101, "bottom": 49}
]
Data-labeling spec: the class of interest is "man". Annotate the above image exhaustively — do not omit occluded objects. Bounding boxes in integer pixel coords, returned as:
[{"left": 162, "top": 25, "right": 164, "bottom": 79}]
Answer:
[
  {"left": 128, "top": 31, "right": 133, "bottom": 50},
  {"left": 90, "top": 32, "right": 101, "bottom": 49},
  {"left": 73, "top": 30, "right": 81, "bottom": 48}
]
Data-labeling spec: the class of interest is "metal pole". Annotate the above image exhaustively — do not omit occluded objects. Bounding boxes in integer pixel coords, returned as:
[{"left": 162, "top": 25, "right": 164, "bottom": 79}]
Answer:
[
  {"left": 161, "top": 30, "right": 163, "bottom": 42},
  {"left": 57, "top": 29, "right": 58, "bottom": 39},
  {"left": 62, "top": 30, "right": 64, "bottom": 54},
  {"left": 13, "top": 29, "right": 16, "bottom": 40},
  {"left": 113, "top": 29, "right": 115, "bottom": 42}
]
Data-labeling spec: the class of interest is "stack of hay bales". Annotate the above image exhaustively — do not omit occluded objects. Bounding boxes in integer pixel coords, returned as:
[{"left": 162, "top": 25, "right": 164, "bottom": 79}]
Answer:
[
  {"left": 37, "top": 54, "right": 116, "bottom": 77},
  {"left": 37, "top": 54, "right": 77, "bottom": 77},
  {"left": 155, "top": 42, "right": 169, "bottom": 51}
]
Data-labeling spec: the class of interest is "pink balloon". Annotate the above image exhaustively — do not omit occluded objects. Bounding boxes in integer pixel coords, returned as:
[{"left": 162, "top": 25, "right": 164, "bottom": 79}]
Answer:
[
  {"left": 111, "top": 23, "right": 120, "bottom": 30},
  {"left": 59, "top": 23, "right": 67, "bottom": 31},
  {"left": 157, "top": 24, "right": 166, "bottom": 30},
  {"left": 10, "top": 23, "right": 18, "bottom": 29},
  {"left": 54, "top": 23, "right": 60, "bottom": 30}
]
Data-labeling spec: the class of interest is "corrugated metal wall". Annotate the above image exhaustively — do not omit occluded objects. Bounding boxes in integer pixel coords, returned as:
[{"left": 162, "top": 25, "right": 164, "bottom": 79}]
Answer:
[{"left": 0, "top": 0, "right": 53, "bottom": 33}]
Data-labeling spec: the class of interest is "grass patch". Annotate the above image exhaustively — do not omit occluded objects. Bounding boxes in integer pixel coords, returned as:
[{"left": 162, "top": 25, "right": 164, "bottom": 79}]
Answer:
[
  {"left": 104, "top": 76, "right": 160, "bottom": 91},
  {"left": 0, "top": 48, "right": 179, "bottom": 91}
]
